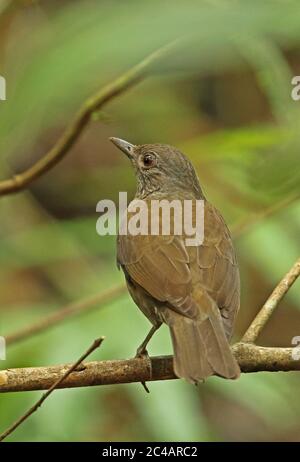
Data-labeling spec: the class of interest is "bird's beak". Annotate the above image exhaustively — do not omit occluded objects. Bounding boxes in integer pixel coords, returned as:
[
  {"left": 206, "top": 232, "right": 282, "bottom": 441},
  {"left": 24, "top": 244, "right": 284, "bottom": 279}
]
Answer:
[{"left": 110, "top": 137, "right": 135, "bottom": 159}]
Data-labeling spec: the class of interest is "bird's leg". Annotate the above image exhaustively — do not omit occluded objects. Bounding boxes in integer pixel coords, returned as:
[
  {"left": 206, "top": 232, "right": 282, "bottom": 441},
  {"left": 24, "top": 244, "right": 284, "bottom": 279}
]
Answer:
[
  {"left": 135, "top": 324, "right": 160, "bottom": 358},
  {"left": 135, "top": 324, "right": 161, "bottom": 394}
]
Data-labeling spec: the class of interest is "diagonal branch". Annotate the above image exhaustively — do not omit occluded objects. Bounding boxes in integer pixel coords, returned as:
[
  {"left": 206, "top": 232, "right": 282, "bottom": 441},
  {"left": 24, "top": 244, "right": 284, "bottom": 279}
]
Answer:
[
  {"left": 0, "top": 337, "right": 104, "bottom": 442},
  {"left": 0, "top": 343, "right": 299, "bottom": 395},
  {"left": 242, "top": 257, "right": 300, "bottom": 343},
  {"left": 5, "top": 285, "right": 126, "bottom": 345},
  {"left": 0, "top": 40, "right": 177, "bottom": 196}
]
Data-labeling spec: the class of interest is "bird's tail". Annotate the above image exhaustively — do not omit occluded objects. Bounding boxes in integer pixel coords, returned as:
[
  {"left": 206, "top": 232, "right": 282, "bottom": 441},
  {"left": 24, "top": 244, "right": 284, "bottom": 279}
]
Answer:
[{"left": 164, "top": 297, "right": 240, "bottom": 383}]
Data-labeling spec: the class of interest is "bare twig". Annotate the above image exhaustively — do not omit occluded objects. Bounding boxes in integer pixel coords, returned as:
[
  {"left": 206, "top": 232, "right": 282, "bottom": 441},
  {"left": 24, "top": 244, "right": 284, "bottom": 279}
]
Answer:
[
  {"left": 0, "top": 344, "right": 299, "bottom": 396},
  {"left": 0, "top": 337, "right": 104, "bottom": 442},
  {"left": 242, "top": 257, "right": 300, "bottom": 343},
  {"left": 5, "top": 285, "right": 126, "bottom": 345},
  {"left": 0, "top": 40, "right": 177, "bottom": 196}
]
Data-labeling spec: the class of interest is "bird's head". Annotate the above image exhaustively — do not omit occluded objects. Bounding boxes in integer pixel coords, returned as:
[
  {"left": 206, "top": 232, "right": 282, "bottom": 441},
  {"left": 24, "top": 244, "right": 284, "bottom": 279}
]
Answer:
[{"left": 110, "top": 137, "right": 204, "bottom": 199}]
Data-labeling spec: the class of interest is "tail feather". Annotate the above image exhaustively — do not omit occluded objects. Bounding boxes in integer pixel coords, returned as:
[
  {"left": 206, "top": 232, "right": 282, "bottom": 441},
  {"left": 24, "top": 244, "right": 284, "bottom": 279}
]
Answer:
[{"left": 164, "top": 298, "right": 240, "bottom": 383}]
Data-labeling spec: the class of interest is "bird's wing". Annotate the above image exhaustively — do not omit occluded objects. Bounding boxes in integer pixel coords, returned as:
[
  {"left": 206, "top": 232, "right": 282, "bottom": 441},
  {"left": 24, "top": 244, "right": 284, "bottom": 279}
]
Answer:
[
  {"left": 117, "top": 201, "right": 240, "bottom": 332},
  {"left": 117, "top": 232, "right": 197, "bottom": 318},
  {"left": 194, "top": 202, "right": 240, "bottom": 338}
]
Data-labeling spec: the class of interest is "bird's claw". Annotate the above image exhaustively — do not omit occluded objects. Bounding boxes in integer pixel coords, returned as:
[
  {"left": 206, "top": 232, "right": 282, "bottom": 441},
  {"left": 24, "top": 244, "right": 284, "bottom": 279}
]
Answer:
[
  {"left": 135, "top": 347, "right": 149, "bottom": 359},
  {"left": 141, "top": 381, "right": 150, "bottom": 393},
  {"left": 135, "top": 348, "right": 151, "bottom": 393}
]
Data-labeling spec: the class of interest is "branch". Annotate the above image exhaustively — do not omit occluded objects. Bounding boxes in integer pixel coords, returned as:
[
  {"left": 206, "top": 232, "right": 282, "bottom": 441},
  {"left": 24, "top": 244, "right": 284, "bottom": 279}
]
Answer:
[
  {"left": 242, "top": 257, "right": 300, "bottom": 343},
  {"left": 0, "top": 337, "right": 104, "bottom": 442},
  {"left": 0, "top": 40, "right": 177, "bottom": 196},
  {"left": 0, "top": 343, "right": 299, "bottom": 395},
  {"left": 5, "top": 285, "right": 126, "bottom": 345}
]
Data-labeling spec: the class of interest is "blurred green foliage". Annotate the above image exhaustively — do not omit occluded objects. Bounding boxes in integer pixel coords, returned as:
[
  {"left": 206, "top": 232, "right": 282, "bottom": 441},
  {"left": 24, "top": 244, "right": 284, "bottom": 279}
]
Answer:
[{"left": 0, "top": 0, "right": 299, "bottom": 441}]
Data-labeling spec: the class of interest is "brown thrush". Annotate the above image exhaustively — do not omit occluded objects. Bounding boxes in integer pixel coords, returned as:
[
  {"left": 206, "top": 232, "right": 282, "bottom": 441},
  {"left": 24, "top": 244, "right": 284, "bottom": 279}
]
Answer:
[{"left": 110, "top": 137, "right": 240, "bottom": 383}]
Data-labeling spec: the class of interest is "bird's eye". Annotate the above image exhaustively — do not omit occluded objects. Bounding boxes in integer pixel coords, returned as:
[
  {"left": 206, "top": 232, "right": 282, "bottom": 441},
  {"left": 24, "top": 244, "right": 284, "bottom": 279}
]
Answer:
[{"left": 142, "top": 152, "right": 157, "bottom": 168}]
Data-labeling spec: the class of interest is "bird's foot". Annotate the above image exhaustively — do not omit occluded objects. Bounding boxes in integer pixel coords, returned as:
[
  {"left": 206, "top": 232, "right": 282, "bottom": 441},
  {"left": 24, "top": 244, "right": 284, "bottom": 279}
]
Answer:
[
  {"left": 135, "top": 348, "right": 151, "bottom": 393},
  {"left": 141, "top": 381, "right": 150, "bottom": 393},
  {"left": 135, "top": 346, "right": 149, "bottom": 359}
]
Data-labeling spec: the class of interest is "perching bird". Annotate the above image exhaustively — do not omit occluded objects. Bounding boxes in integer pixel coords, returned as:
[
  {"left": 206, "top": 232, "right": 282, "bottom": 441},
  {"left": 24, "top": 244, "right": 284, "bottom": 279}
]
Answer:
[{"left": 110, "top": 137, "right": 240, "bottom": 383}]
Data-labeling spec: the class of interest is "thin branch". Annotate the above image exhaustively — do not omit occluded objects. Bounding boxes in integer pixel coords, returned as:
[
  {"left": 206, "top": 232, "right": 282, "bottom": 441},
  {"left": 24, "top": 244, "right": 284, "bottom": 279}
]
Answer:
[
  {"left": 0, "top": 40, "right": 178, "bottom": 196},
  {"left": 0, "top": 337, "right": 104, "bottom": 442},
  {"left": 0, "top": 343, "right": 299, "bottom": 396},
  {"left": 5, "top": 285, "right": 126, "bottom": 345},
  {"left": 242, "top": 257, "right": 300, "bottom": 343}
]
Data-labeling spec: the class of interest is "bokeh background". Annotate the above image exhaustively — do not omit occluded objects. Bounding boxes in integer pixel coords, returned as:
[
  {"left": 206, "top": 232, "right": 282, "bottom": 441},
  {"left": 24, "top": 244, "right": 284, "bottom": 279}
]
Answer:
[{"left": 0, "top": 0, "right": 300, "bottom": 442}]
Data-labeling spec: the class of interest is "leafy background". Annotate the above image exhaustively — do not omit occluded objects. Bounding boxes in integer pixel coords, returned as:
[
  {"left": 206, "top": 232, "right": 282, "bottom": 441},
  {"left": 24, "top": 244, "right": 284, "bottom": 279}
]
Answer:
[{"left": 0, "top": 0, "right": 299, "bottom": 441}]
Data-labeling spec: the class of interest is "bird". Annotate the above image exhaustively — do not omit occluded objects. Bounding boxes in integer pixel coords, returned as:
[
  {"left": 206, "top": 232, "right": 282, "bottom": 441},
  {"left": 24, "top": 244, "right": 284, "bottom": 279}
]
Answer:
[{"left": 110, "top": 137, "right": 240, "bottom": 383}]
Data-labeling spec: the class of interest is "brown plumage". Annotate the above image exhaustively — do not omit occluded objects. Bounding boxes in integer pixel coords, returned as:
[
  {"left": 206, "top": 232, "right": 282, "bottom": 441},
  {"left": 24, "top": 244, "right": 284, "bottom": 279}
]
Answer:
[{"left": 110, "top": 138, "right": 240, "bottom": 383}]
